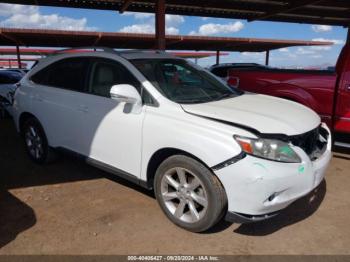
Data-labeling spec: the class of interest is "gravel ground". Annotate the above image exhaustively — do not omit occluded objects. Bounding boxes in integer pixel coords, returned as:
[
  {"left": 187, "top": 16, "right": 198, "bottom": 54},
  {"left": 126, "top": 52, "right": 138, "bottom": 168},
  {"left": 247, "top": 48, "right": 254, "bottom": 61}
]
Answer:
[{"left": 0, "top": 118, "right": 349, "bottom": 255}]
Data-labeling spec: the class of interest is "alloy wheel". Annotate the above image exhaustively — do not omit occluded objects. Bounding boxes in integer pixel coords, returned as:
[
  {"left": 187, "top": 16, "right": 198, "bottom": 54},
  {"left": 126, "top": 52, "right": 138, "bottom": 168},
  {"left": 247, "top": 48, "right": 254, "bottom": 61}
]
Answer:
[
  {"left": 25, "top": 125, "right": 44, "bottom": 160},
  {"left": 160, "top": 167, "right": 208, "bottom": 223}
]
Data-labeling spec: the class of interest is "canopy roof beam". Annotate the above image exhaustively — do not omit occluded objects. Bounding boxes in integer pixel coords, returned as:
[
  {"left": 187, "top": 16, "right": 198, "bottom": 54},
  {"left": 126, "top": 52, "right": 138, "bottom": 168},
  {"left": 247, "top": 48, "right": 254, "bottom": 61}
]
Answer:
[
  {"left": 248, "top": 0, "right": 322, "bottom": 22},
  {"left": 119, "top": 0, "right": 133, "bottom": 13}
]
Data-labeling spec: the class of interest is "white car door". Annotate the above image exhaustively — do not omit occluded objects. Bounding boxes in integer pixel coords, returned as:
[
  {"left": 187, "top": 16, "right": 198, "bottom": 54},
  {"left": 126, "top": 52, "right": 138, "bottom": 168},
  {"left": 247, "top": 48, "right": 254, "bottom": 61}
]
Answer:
[
  {"left": 28, "top": 57, "right": 90, "bottom": 150},
  {"left": 76, "top": 57, "right": 146, "bottom": 177}
]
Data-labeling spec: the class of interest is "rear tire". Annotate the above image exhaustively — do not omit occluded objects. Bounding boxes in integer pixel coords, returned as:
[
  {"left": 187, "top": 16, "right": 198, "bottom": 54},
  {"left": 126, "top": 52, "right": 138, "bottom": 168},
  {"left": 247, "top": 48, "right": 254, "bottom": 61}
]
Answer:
[
  {"left": 154, "top": 155, "right": 227, "bottom": 232},
  {"left": 23, "top": 117, "right": 57, "bottom": 164}
]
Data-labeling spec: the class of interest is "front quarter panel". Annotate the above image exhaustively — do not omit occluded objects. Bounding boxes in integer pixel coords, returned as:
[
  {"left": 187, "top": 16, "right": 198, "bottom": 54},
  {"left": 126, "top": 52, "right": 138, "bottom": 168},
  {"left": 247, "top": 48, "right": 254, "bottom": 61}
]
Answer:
[{"left": 140, "top": 103, "right": 249, "bottom": 181}]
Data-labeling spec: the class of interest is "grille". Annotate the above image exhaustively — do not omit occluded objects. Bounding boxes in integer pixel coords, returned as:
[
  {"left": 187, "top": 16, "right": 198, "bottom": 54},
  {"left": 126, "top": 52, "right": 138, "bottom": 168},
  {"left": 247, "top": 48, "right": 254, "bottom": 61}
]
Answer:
[{"left": 289, "top": 126, "right": 323, "bottom": 156}]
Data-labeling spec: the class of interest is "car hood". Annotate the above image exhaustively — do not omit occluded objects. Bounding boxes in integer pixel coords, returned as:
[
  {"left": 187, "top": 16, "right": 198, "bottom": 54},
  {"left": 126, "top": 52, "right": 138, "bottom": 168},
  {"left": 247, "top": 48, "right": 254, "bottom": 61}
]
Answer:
[{"left": 181, "top": 93, "right": 320, "bottom": 136}]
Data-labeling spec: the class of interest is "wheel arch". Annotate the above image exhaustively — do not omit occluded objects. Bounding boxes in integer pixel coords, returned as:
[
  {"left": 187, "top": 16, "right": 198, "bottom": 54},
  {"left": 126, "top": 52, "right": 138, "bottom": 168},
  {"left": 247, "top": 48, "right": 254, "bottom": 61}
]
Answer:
[
  {"left": 19, "top": 112, "right": 37, "bottom": 136},
  {"left": 146, "top": 147, "right": 212, "bottom": 189}
]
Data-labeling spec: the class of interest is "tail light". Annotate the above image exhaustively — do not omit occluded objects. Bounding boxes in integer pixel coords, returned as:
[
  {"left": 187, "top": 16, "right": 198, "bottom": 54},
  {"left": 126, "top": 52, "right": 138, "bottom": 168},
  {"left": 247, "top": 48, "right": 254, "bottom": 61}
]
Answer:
[{"left": 227, "top": 76, "right": 240, "bottom": 88}]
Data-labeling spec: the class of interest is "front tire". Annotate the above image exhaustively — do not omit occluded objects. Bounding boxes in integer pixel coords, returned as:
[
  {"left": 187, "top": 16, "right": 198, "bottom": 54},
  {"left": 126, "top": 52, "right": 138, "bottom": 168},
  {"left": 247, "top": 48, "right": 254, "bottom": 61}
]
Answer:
[
  {"left": 23, "top": 118, "right": 57, "bottom": 164},
  {"left": 154, "top": 155, "right": 227, "bottom": 232}
]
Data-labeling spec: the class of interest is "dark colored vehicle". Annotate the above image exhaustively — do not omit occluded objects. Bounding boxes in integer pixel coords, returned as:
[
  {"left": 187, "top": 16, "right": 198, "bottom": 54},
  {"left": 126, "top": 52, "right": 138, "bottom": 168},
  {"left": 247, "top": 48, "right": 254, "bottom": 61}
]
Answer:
[
  {"left": 0, "top": 70, "right": 22, "bottom": 117},
  {"left": 211, "top": 45, "right": 350, "bottom": 148}
]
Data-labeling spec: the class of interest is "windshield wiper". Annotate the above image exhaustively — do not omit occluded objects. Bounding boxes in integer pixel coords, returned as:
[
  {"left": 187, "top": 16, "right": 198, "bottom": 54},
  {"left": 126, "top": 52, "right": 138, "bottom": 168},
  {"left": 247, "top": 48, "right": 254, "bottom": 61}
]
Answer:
[
  {"left": 214, "top": 93, "right": 236, "bottom": 101},
  {"left": 176, "top": 98, "right": 211, "bottom": 104}
]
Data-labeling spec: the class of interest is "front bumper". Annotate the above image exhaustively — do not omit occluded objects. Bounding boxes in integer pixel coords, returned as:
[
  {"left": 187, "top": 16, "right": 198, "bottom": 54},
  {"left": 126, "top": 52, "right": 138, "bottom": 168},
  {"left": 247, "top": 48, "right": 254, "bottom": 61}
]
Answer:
[{"left": 215, "top": 125, "right": 332, "bottom": 221}]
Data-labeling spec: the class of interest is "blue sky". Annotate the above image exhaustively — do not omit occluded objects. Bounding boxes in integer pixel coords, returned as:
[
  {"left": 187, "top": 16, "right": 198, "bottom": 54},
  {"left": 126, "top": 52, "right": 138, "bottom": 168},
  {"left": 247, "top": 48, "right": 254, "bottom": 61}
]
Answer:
[{"left": 0, "top": 3, "right": 347, "bottom": 68}]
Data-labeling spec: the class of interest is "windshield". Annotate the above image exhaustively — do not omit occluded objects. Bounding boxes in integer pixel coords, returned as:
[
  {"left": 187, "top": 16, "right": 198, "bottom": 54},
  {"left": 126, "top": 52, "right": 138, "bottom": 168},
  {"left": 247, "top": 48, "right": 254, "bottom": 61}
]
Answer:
[{"left": 132, "top": 59, "right": 243, "bottom": 104}]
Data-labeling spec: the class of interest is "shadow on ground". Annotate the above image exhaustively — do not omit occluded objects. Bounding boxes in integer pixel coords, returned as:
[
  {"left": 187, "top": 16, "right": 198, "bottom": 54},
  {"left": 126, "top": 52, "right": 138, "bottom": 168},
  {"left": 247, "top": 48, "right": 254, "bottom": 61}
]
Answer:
[
  {"left": 234, "top": 180, "right": 326, "bottom": 236},
  {"left": 0, "top": 189, "right": 36, "bottom": 248},
  {"left": 0, "top": 119, "right": 153, "bottom": 248}
]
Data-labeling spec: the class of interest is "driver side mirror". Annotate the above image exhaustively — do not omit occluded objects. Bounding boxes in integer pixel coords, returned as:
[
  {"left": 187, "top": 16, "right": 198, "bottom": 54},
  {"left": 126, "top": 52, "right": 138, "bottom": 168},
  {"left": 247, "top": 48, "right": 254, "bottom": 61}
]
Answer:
[{"left": 110, "top": 84, "right": 142, "bottom": 104}]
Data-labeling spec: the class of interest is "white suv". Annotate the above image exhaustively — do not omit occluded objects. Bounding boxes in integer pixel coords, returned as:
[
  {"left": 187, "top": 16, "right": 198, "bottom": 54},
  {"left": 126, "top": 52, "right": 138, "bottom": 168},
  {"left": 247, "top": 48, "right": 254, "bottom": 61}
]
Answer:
[{"left": 12, "top": 48, "right": 332, "bottom": 232}]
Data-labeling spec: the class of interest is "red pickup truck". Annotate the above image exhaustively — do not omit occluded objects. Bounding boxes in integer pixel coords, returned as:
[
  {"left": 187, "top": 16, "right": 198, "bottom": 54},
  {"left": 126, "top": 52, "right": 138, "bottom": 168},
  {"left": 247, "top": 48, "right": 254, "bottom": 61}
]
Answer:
[{"left": 214, "top": 44, "right": 350, "bottom": 147}]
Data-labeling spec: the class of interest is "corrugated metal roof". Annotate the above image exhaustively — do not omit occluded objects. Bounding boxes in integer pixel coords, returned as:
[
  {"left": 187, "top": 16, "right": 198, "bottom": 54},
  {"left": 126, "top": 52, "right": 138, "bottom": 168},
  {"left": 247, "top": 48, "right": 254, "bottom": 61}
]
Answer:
[{"left": 0, "top": 28, "right": 332, "bottom": 52}]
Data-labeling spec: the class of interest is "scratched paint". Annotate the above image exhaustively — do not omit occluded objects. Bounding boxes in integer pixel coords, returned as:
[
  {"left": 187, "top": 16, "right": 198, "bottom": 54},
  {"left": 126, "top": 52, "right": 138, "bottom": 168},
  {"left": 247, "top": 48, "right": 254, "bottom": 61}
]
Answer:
[{"left": 253, "top": 162, "right": 267, "bottom": 171}]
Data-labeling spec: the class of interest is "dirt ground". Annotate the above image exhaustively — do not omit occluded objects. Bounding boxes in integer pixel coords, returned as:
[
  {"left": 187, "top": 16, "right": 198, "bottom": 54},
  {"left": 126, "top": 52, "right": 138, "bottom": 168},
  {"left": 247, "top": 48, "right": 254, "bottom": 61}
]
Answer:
[{"left": 0, "top": 118, "right": 350, "bottom": 255}]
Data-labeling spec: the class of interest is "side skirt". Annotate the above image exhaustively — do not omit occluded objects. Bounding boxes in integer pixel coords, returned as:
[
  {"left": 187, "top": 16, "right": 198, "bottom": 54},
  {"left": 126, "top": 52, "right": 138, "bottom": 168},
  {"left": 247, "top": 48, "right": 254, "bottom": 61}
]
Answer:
[{"left": 55, "top": 147, "right": 151, "bottom": 190}]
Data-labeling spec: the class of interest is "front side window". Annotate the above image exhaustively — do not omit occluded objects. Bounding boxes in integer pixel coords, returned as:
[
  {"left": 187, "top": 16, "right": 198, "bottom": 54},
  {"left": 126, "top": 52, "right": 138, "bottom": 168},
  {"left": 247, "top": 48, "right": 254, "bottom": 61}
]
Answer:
[
  {"left": 132, "top": 59, "right": 242, "bottom": 104},
  {"left": 31, "top": 57, "right": 90, "bottom": 92},
  {"left": 88, "top": 59, "right": 141, "bottom": 98}
]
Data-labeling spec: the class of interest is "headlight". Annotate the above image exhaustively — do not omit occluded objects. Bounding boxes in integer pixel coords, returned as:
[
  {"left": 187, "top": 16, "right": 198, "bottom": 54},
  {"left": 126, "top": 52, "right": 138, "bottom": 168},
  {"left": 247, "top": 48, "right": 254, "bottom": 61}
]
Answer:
[{"left": 234, "top": 135, "right": 301, "bottom": 163}]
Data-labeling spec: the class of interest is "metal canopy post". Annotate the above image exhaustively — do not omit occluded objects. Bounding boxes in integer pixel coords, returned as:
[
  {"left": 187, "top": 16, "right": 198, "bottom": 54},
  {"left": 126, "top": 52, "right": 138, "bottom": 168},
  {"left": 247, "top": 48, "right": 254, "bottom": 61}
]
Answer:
[
  {"left": 155, "top": 0, "right": 166, "bottom": 50},
  {"left": 347, "top": 27, "right": 350, "bottom": 44},
  {"left": 216, "top": 50, "right": 220, "bottom": 64},
  {"left": 16, "top": 45, "right": 22, "bottom": 69},
  {"left": 265, "top": 50, "right": 270, "bottom": 66}
]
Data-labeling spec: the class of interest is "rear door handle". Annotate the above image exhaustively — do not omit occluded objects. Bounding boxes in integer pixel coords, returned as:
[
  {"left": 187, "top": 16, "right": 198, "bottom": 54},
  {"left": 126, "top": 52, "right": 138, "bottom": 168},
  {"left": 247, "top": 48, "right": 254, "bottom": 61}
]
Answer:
[
  {"left": 78, "top": 105, "right": 89, "bottom": 113},
  {"left": 33, "top": 94, "right": 43, "bottom": 102}
]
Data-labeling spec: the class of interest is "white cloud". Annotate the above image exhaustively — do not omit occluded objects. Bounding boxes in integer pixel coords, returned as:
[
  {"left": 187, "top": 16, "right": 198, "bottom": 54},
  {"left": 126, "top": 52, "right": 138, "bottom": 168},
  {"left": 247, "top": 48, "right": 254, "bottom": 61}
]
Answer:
[
  {"left": 119, "top": 23, "right": 179, "bottom": 34},
  {"left": 296, "top": 47, "right": 316, "bottom": 55},
  {"left": 123, "top": 12, "right": 184, "bottom": 27},
  {"left": 312, "top": 38, "right": 345, "bottom": 45},
  {"left": 165, "top": 26, "right": 179, "bottom": 35},
  {"left": 0, "top": 3, "right": 37, "bottom": 17},
  {"left": 119, "top": 24, "right": 154, "bottom": 34},
  {"left": 311, "top": 25, "right": 332, "bottom": 33},
  {"left": 309, "top": 38, "right": 345, "bottom": 51},
  {"left": 166, "top": 15, "right": 184, "bottom": 27},
  {"left": 279, "top": 48, "right": 290, "bottom": 52},
  {"left": 0, "top": 3, "right": 96, "bottom": 31},
  {"left": 241, "top": 52, "right": 263, "bottom": 57},
  {"left": 189, "top": 21, "right": 244, "bottom": 36},
  {"left": 122, "top": 12, "right": 154, "bottom": 20},
  {"left": 310, "top": 45, "right": 332, "bottom": 51},
  {"left": 119, "top": 14, "right": 184, "bottom": 35}
]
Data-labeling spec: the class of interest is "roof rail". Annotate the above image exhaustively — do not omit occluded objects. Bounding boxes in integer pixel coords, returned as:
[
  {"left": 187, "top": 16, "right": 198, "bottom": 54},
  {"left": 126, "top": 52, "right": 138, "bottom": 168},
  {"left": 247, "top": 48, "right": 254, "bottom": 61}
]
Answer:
[
  {"left": 119, "top": 49, "right": 167, "bottom": 54},
  {"left": 51, "top": 46, "right": 117, "bottom": 55}
]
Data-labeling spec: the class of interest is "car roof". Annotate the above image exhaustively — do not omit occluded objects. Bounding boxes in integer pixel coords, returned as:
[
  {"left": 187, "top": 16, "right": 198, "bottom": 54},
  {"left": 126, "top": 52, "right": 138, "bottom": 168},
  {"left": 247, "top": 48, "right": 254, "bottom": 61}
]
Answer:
[
  {"left": 45, "top": 48, "right": 180, "bottom": 61},
  {"left": 119, "top": 50, "right": 179, "bottom": 60}
]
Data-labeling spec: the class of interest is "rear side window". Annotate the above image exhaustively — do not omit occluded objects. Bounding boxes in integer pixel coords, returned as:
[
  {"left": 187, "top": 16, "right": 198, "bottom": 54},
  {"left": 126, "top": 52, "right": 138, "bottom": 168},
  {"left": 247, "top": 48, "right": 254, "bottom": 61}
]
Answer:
[{"left": 31, "top": 57, "right": 90, "bottom": 92}]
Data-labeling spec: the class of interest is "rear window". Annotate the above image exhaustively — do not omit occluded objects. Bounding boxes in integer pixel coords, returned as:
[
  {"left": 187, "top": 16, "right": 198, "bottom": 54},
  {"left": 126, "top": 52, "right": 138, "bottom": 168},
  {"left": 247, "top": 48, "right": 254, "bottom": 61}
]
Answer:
[{"left": 211, "top": 67, "right": 229, "bottom": 78}]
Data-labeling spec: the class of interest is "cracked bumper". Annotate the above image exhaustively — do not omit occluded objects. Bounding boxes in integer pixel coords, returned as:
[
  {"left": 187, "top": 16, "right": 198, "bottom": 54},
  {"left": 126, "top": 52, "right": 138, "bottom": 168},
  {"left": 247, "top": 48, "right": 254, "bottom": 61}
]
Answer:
[{"left": 215, "top": 130, "right": 332, "bottom": 219}]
